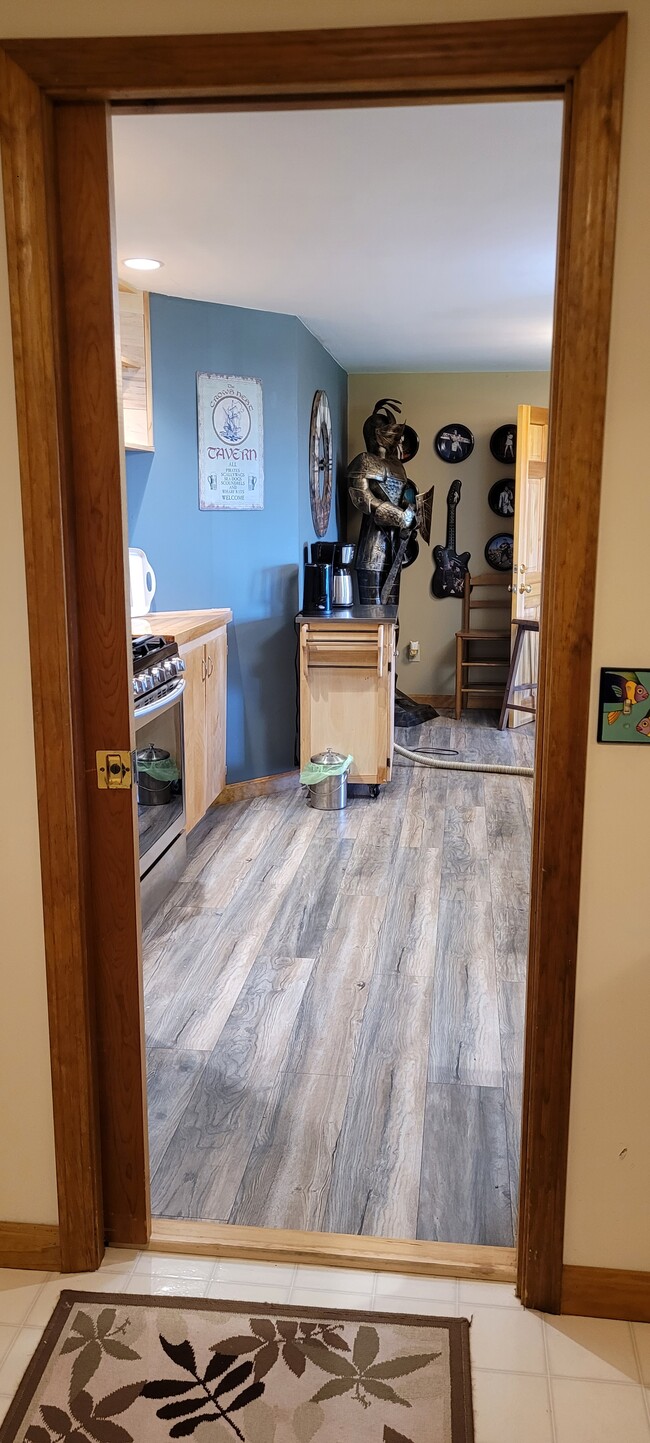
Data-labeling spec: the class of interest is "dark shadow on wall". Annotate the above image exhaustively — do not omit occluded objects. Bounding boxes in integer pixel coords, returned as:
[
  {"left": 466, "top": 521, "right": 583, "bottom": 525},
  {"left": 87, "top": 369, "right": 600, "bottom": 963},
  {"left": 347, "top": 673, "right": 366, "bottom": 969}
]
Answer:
[
  {"left": 226, "top": 564, "right": 300, "bottom": 782},
  {"left": 125, "top": 450, "right": 155, "bottom": 533}
]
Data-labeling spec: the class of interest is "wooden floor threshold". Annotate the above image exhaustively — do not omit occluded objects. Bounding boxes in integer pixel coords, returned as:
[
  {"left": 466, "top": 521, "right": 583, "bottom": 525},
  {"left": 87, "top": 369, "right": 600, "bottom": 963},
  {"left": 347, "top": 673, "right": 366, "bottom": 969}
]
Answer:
[{"left": 150, "top": 1218, "right": 517, "bottom": 1284}]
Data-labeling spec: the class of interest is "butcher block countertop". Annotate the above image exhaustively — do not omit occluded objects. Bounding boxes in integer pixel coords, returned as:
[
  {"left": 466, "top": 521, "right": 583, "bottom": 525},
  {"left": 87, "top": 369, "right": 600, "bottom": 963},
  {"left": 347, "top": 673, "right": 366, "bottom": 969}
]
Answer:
[
  {"left": 132, "top": 608, "right": 232, "bottom": 646},
  {"left": 296, "top": 604, "right": 398, "bottom": 625}
]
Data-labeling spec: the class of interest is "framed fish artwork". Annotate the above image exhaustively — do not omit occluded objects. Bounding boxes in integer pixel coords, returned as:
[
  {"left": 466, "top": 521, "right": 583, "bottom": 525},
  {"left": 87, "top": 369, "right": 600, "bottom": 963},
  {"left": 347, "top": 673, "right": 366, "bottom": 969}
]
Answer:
[{"left": 597, "top": 668, "right": 650, "bottom": 743}]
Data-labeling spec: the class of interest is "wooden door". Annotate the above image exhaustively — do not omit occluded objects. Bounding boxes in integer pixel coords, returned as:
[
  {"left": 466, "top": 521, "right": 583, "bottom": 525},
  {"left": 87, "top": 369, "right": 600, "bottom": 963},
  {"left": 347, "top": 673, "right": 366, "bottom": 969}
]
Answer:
[
  {"left": 179, "top": 639, "right": 207, "bottom": 832},
  {"left": 509, "top": 404, "right": 548, "bottom": 726},
  {"left": 205, "top": 626, "right": 228, "bottom": 805}
]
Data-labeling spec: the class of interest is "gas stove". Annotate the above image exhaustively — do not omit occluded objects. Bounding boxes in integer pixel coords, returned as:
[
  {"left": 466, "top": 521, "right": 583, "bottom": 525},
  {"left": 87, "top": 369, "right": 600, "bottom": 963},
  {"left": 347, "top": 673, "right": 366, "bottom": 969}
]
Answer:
[{"left": 132, "top": 634, "right": 186, "bottom": 710}]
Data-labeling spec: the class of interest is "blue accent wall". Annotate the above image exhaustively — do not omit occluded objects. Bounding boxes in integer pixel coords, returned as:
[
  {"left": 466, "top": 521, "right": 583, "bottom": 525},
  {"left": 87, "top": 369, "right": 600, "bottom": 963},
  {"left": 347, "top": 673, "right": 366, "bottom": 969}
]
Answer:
[{"left": 127, "top": 292, "right": 347, "bottom": 783}]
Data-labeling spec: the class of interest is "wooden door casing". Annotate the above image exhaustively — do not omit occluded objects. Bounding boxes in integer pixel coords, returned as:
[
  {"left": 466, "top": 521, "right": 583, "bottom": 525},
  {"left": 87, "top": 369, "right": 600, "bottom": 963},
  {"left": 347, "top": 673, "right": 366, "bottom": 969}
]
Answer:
[
  {"left": 52, "top": 103, "right": 150, "bottom": 1248},
  {"left": 0, "top": 18, "right": 627, "bottom": 1310}
]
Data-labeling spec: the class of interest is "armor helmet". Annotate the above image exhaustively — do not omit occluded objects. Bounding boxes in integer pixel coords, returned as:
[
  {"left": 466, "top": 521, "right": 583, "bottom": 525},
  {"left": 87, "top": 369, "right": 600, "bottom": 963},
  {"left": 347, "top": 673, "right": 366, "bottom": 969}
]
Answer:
[{"left": 363, "top": 398, "right": 405, "bottom": 458}]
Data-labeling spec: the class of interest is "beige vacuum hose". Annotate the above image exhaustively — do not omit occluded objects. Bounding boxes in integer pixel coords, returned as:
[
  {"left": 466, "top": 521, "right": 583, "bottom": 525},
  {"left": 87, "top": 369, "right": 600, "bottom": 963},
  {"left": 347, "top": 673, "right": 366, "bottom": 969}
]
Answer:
[{"left": 393, "top": 741, "right": 533, "bottom": 779}]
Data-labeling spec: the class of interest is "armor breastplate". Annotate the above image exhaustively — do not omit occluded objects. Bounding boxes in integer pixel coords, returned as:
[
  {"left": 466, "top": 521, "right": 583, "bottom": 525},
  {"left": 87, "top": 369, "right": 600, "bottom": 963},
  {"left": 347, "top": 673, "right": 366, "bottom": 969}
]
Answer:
[{"left": 348, "top": 453, "right": 407, "bottom": 506}]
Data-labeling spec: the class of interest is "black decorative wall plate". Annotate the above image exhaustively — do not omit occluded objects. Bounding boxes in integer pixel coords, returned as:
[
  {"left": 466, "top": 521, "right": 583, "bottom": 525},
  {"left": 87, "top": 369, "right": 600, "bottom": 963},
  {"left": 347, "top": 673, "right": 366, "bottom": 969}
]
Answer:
[
  {"left": 485, "top": 532, "right": 514, "bottom": 572},
  {"left": 489, "top": 423, "right": 517, "bottom": 464},
  {"left": 488, "top": 478, "right": 515, "bottom": 518},
  {"left": 434, "top": 423, "right": 474, "bottom": 464},
  {"left": 400, "top": 424, "right": 420, "bottom": 462}
]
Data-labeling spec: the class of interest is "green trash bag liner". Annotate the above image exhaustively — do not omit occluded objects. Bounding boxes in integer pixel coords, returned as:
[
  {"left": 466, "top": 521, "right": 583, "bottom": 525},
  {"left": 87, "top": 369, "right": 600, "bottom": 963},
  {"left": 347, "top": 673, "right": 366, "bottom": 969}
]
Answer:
[
  {"left": 300, "top": 754, "right": 353, "bottom": 786},
  {"left": 137, "top": 756, "right": 180, "bottom": 782}
]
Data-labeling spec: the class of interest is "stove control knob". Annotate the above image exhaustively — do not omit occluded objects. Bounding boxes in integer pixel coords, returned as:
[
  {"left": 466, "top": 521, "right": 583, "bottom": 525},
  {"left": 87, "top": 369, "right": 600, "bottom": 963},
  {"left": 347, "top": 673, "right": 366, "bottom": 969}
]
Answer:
[
  {"left": 132, "top": 676, "right": 141, "bottom": 697},
  {"left": 162, "top": 658, "right": 176, "bottom": 679},
  {"left": 141, "top": 671, "right": 155, "bottom": 692},
  {"left": 150, "top": 665, "right": 165, "bottom": 685},
  {"left": 173, "top": 656, "right": 186, "bottom": 675}
]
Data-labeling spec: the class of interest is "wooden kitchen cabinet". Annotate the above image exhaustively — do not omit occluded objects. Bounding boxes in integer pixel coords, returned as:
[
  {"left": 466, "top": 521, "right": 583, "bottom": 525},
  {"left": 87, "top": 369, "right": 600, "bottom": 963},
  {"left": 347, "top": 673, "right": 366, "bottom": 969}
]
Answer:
[
  {"left": 205, "top": 625, "right": 228, "bottom": 805},
  {"left": 299, "top": 614, "right": 397, "bottom": 784},
  {"left": 180, "top": 640, "right": 208, "bottom": 833},
  {"left": 132, "top": 610, "right": 232, "bottom": 833},
  {"left": 118, "top": 283, "right": 154, "bottom": 451},
  {"left": 179, "top": 625, "right": 228, "bottom": 831}
]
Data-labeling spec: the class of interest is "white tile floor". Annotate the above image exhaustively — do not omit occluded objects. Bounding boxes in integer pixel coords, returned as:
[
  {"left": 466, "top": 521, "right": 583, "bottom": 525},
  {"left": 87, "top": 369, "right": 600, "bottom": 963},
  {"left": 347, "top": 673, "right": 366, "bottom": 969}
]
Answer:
[{"left": 0, "top": 1251, "right": 648, "bottom": 1441}]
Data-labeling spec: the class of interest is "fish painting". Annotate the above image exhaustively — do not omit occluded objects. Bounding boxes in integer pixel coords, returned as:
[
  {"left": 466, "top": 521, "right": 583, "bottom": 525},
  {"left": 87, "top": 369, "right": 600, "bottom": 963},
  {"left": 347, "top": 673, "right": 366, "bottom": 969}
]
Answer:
[
  {"left": 602, "top": 670, "right": 649, "bottom": 726},
  {"left": 636, "top": 708, "right": 650, "bottom": 738},
  {"left": 597, "top": 667, "right": 650, "bottom": 745}
]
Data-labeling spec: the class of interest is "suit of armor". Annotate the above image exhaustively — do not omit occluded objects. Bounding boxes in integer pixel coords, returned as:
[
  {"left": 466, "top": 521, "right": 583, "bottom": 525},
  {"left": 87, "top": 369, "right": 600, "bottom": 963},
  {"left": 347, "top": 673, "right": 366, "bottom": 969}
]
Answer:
[{"left": 348, "top": 400, "right": 418, "bottom": 605}]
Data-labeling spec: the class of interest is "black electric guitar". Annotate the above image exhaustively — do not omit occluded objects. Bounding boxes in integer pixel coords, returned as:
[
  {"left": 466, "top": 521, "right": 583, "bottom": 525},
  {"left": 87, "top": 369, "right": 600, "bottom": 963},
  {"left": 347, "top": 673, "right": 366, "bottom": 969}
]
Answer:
[{"left": 431, "top": 479, "right": 471, "bottom": 599}]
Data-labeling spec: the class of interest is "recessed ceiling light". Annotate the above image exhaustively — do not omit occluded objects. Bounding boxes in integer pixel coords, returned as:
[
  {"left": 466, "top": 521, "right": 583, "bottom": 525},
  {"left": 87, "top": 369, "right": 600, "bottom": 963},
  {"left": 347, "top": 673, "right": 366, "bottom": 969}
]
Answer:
[{"left": 123, "top": 257, "right": 163, "bottom": 271}]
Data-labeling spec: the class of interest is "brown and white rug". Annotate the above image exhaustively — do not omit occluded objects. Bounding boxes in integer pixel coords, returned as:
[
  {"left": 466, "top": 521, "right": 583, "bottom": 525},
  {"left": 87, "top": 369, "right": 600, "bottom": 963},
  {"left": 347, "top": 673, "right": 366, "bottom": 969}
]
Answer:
[{"left": 0, "top": 1292, "right": 473, "bottom": 1443}]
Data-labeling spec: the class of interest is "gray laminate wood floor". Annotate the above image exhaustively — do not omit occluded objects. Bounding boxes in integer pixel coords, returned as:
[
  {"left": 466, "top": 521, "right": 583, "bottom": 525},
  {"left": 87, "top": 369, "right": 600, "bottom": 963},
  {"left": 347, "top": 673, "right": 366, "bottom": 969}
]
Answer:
[{"left": 144, "top": 711, "right": 534, "bottom": 1246}]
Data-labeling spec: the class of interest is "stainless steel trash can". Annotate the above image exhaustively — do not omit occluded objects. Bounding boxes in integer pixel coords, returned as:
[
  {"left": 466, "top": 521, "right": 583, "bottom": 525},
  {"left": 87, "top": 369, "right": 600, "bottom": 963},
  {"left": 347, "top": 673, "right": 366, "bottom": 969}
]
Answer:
[{"left": 308, "top": 749, "right": 350, "bottom": 810}]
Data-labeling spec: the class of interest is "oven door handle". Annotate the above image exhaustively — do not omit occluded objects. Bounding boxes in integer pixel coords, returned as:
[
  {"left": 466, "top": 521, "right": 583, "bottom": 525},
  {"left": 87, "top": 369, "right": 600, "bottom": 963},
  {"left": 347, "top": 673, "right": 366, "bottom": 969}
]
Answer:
[{"left": 134, "top": 676, "right": 186, "bottom": 723}]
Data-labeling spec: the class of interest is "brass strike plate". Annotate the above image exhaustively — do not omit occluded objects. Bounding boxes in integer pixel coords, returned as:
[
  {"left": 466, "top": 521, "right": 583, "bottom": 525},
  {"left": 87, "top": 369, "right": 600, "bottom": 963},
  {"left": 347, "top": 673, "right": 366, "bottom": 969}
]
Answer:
[{"left": 96, "top": 749, "right": 133, "bottom": 790}]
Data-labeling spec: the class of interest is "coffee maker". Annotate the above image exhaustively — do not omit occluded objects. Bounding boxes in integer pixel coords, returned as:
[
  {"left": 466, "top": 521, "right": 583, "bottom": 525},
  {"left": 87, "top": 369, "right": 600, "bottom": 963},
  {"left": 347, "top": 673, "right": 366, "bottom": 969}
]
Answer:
[
  {"left": 303, "top": 556, "right": 332, "bottom": 613},
  {"left": 332, "top": 543, "right": 355, "bottom": 608},
  {"left": 306, "top": 541, "right": 355, "bottom": 611}
]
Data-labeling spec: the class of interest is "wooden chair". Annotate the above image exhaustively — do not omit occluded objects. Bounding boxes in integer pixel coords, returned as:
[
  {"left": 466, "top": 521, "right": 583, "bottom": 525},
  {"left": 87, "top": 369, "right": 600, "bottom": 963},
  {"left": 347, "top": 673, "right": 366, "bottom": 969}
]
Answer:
[{"left": 454, "top": 571, "right": 512, "bottom": 720}]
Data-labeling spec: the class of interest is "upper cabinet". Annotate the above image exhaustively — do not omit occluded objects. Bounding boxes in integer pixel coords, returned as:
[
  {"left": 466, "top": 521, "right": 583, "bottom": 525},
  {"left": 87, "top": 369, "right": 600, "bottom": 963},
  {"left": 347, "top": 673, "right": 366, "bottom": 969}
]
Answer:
[{"left": 118, "top": 282, "right": 154, "bottom": 451}]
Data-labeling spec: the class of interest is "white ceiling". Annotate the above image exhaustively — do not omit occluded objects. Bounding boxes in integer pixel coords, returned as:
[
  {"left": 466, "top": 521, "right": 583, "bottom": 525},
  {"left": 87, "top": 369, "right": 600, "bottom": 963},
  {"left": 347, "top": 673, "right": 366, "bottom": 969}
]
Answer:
[{"left": 112, "top": 102, "right": 563, "bottom": 373}]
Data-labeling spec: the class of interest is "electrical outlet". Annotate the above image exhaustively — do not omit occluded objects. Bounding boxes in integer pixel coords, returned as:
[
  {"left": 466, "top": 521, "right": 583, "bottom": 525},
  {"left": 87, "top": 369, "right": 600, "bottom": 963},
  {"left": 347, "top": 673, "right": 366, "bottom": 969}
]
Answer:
[{"left": 407, "top": 640, "right": 420, "bottom": 662}]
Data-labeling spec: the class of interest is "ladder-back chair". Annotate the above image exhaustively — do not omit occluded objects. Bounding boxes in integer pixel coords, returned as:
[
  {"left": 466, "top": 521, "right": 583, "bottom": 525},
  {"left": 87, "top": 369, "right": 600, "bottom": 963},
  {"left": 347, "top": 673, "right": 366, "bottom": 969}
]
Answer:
[{"left": 454, "top": 571, "right": 511, "bottom": 720}]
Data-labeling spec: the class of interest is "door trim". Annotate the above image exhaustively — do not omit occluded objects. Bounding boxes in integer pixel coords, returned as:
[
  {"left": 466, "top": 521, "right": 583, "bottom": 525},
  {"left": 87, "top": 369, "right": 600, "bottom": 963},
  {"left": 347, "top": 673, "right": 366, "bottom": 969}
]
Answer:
[
  {"left": 0, "top": 14, "right": 627, "bottom": 1311},
  {"left": 561, "top": 1266, "right": 650, "bottom": 1325},
  {"left": 0, "top": 1222, "right": 62, "bottom": 1272}
]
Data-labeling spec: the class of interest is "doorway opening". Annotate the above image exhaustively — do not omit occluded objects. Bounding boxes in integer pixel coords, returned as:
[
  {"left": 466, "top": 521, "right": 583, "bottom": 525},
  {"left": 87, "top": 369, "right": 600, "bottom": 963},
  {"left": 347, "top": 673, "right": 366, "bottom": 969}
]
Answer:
[
  {"left": 111, "top": 99, "right": 561, "bottom": 1250},
  {"left": 1, "top": 13, "right": 625, "bottom": 1306}
]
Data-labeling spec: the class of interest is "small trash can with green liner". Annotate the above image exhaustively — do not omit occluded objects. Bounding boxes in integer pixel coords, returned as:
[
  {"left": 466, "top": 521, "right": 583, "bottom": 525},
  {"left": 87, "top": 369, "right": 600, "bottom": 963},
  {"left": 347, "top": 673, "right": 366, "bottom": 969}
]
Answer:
[{"left": 300, "top": 749, "right": 352, "bottom": 810}]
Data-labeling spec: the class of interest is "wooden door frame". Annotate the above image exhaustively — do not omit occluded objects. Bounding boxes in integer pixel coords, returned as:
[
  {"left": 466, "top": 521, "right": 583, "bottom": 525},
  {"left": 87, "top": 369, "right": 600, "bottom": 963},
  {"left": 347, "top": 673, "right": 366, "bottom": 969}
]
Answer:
[{"left": 0, "top": 13, "right": 626, "bottom": 1311}]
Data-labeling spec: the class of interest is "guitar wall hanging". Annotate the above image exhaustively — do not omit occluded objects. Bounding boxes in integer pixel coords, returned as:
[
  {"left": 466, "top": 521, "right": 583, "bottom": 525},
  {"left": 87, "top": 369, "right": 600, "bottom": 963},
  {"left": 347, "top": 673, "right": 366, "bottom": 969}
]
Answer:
[{"left": 431, "top": 478, "right": 471, "bottom": 599}]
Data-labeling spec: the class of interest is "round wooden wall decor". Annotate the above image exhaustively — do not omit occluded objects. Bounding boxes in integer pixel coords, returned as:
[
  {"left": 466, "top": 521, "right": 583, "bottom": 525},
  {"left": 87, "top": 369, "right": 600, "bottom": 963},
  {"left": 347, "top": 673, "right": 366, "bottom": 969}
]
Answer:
[{"left": 309, "top": 390, "right": 333, "bottom": 537}]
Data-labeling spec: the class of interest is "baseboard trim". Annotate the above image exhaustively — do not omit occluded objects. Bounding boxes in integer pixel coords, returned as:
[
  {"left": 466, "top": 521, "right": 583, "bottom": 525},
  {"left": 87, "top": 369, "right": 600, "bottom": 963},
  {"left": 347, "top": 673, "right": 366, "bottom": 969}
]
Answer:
[
  {"left": 409, "top": 694, "right": 454, "bottom": 708},
  {"left": 0, "top": 1221, "right": 61, "bottom": 1270},
  {"left": 561, "top": 1264, "right": 650, "bottom": 1322},
  {"left": 409, "top": 694, "right": 500, "bottom": 712},
  {"left": 150, "top": 1218, "right": 516, "bottom": 1283},
  {"left": 213, "top": 770, "right": 299, "bottom": 806}
]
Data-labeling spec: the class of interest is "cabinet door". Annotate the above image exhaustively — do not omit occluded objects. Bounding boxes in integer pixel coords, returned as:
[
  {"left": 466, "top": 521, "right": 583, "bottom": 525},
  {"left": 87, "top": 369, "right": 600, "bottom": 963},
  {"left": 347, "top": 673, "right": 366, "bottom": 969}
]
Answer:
[
  {"left": 179, "top": 640, "right": 207, "bottom": 832},
  {"left": 300, "top": 623, "right": 394, "bottom": 784},
  {"left": 204, "top": 626, "right": 227, "bottom": 805},
  {"left": 119, "top": 285, "right": 154, "bottom": 451}
]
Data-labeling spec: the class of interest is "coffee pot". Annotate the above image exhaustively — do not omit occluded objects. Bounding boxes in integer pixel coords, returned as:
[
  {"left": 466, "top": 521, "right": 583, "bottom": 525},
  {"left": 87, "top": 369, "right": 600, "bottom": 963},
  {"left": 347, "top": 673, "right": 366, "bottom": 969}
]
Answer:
[{"left": 332, "top": 543, "right": 355, "bottom": 608}]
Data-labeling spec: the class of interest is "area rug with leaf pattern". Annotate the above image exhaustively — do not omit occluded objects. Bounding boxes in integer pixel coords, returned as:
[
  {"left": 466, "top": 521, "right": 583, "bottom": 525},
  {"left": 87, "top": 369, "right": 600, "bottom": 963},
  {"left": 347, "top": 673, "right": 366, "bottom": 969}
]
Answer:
[{"left": 0, "top": 1292, "right": 473, "bottom": 1443}]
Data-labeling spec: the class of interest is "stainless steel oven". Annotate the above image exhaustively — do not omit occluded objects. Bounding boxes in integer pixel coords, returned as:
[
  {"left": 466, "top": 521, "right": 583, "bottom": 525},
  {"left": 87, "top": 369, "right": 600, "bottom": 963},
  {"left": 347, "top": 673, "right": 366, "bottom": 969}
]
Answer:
[{"left": 133, "top": 635, "right": 187, "bottom": 924}]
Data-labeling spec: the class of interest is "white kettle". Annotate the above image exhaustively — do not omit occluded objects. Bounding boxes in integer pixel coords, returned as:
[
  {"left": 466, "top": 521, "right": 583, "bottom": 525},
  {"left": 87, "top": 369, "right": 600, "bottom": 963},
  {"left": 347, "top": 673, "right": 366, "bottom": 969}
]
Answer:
[{"left": 129, "top": 548, "right": 157, "bottom": 617}]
